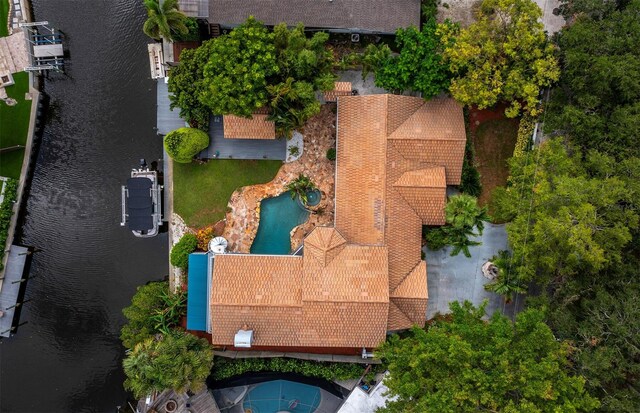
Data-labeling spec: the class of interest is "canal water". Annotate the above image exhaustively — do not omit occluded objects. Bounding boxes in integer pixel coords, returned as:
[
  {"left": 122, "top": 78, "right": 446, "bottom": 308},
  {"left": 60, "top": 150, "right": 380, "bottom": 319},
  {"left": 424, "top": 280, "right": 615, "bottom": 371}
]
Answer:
[{"left": 0, "top": 1, "right": 168, "bottom": 412}]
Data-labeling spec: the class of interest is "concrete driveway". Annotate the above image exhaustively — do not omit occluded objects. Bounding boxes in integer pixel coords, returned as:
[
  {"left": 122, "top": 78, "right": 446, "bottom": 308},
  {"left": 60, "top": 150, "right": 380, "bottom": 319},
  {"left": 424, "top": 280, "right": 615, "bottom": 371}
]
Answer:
[{"left": 425, "top": 223, "right": 524, "bottom": 320}]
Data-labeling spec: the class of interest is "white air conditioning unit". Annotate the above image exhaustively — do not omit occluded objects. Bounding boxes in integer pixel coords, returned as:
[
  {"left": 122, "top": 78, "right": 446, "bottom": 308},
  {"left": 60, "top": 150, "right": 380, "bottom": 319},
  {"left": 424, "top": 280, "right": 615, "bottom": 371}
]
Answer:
[
  {"left": 351, "top": 33, "right": 360, "bottom": 43},
  {"left": 234, "top": 329, "right": 254, "bottom": 348}
]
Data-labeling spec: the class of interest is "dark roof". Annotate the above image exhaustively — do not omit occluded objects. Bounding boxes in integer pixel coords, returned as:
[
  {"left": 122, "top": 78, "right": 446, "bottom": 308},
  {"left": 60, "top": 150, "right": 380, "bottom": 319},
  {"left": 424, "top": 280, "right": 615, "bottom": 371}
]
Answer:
[
  {"left": 126, "top": 177, "right": 153, "bottom": 231},
  {"left": 209, "top": 0, "right": 421, "bottom": 33}
]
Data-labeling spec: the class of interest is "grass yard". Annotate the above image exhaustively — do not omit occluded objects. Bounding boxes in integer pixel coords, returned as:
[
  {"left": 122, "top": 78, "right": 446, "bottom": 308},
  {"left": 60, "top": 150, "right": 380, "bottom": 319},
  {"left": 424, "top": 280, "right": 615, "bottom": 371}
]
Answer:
[
  {"left": 472, "top": 117, "right": 518, "bottom": 215},
  {"left": 0, "top": 72, "right": 31, "bottom": 179},
  {"left": 173, "top": 159, "right": 282, "bottom": 228},
  {"left": 0, "top": 0, "right": 8, "bottom": 37}
]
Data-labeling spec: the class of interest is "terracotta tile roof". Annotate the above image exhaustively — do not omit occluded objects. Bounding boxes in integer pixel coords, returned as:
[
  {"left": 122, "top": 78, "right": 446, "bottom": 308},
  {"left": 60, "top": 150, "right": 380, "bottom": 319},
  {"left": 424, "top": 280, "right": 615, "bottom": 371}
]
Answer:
[
  {"left": 324, "top": 82, "right": 352, "bottom": 102},
  {"left": 392, "top": 261, "right": 428, "bottom": 300},
  {"left": 209, "top": 95, "right": 465, "bottom": 350},
  {"left": 335, "top": 95, "right": 388, "bottom": 245},
  {"left": 394, "top": 167, "right": 446, "bottom": 225},
  {"left": 303, "top": 244, "right": 389, "bottom": 303},
  {"left": 211, "top": 255, "right": 302, "bottom": 306},
  {"left": 391, "top": 297, "right": 428, "bottom": 327},
  {"left": 387, "top": 300, "right": 413, "bottom": 331},
  {"left": 303, "top": 227, "right": 347, "bottom": 267},
  {"left": 209, "top": 0, "right": 421, "bottom": 34},
  {"left": 223, "top": 114, "right": 276, "bottom": 139}
]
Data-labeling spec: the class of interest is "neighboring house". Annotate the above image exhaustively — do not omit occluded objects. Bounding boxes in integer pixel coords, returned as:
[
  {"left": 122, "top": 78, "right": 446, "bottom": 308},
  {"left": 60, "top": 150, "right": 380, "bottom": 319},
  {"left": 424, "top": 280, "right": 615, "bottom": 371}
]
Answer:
[
  {"left": 207, "top": 0, "right": 421, "bottom": 34},
  {"left": 203, "top": 95, "right": 465, "bottom": 354}
]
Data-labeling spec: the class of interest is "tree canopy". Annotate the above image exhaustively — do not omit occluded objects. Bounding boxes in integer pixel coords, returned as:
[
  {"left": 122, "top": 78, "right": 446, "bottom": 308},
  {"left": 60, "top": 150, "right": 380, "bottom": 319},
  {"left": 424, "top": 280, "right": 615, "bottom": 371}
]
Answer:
[
  {"left": 123, "top": 332, "right": 213, "bottom": 398},
  {"left": 442, "top": 0, "right": 560, "bottom": 117},
  {"left": 169, "top": 17, "right": 335, "bottom": 136},
  {"left": 200, "top": 17, "right": 278, "bottom": 118},
  {"left": 377, "top": 301, "right": 599, "bottom": 413},
  {"left": 545, "top": 0, "right": 640, "bottom": 159},
  {"left": 120, "top": 281, "right": 185, "bottom": 349},
  {"left": 367, "top": 19, "right": 453, "bottom": 98},
  {"left": 142, "top": 0, "right": 188, "bottom": 41},
  {"left": 490, "top": 139, "right": 640, "bottom": 286},
  {"left": 425, "top": 194, "right": 490, "bottom": 257}
]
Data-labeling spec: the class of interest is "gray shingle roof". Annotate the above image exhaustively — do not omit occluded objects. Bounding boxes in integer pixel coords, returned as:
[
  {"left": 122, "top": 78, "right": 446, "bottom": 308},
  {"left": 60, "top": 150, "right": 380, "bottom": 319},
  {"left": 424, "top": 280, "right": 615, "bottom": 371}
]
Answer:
[{"left": 209, "top": 0, "right": 420, "bottom": 33}]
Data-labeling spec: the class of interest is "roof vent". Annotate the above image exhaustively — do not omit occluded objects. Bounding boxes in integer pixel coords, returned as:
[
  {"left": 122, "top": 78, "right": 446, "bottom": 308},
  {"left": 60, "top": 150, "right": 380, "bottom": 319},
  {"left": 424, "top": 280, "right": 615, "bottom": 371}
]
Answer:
[{"left": 234, "top": 326, "right": 254, "bottom": 348}]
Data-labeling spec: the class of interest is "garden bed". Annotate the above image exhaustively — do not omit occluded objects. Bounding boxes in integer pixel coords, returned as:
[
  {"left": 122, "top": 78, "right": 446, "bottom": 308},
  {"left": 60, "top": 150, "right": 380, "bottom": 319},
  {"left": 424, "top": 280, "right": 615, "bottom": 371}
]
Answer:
[
  {"left": 468, "top": 105, "right": 518, "bottom": 215},
  {"left": 173, "top": 159, "right": 282, "bottom": 228}
]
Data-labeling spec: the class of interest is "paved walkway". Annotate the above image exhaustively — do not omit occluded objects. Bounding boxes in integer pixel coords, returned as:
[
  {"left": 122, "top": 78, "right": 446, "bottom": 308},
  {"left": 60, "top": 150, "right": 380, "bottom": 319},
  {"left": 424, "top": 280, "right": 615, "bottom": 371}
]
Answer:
[
  {"left": 156, "top": 81, "right": 186, "bottom": 135},
  {"left": 425, "top": 223, "right": 524, "bottom": 320}
]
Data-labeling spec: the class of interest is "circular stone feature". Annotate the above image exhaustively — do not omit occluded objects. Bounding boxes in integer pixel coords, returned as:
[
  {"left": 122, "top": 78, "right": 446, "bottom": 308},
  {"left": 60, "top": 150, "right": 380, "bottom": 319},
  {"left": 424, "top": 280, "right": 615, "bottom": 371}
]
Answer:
[{"left": 305, "top": 189, "right": 321, "bottom": 207}]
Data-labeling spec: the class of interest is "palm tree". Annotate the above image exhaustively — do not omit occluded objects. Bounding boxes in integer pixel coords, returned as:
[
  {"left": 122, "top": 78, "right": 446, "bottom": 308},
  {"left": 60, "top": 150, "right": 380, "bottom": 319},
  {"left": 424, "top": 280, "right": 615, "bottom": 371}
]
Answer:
[
  {"left": 484, "top": 250, "right": 527, "bottom": 302},
  {"left": 286, "top": 174, "right": 317, "bottom": 205},
  {"left": 143, "top": 0, "right": 188, "bottom": 41}
]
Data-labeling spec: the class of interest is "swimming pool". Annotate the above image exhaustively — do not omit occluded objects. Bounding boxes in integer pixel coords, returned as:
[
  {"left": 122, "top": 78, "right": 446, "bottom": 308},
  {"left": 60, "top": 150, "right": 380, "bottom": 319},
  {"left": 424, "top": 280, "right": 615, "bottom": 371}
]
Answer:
[
  {"left": 250, "top": 192, "right": 310, "bottom": 255},
  {"left": 243, "top": 380, "right": 321, "bottom": 413}
]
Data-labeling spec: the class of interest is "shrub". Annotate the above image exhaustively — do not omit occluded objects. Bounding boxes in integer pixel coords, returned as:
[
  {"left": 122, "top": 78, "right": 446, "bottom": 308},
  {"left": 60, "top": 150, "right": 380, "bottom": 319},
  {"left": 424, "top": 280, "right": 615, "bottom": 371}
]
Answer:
[
  {"left": 164, "top": 127, "right": 209, "bottom": 163},
  {"left": 170, "top": 233, "right": 198, "bottom": 270},
  {"left": 0, "top": 179, "right": 18, "bottom": 271},
  {"left": 326, "top": 148, "right": 336, "bottom": 161},
  {"left": 173, "top": 17, "right": 200, "bottom": 42},
  {"left": 195, "top": 226, "right": 215, "bottom": 251},
  {"left": 212, "top": 357, "right": 366, "bottom": 381}
]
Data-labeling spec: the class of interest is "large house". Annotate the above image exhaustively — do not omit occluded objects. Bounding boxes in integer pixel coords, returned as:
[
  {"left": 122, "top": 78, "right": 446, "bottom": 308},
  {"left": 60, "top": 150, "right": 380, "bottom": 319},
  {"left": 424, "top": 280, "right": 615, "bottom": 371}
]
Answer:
[
  {"left": 186, "top": 95, "right": 466, "bottom": 355},
  {"left": 179, "top": 0, "right": 421, "bottom": 34}
]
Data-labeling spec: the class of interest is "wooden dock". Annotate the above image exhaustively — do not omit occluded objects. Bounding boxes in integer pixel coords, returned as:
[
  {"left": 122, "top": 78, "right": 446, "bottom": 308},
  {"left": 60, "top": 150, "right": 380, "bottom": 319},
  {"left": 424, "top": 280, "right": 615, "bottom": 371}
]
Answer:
[{"left": 137, "top": 388, "right": 221, "bottom": 413}]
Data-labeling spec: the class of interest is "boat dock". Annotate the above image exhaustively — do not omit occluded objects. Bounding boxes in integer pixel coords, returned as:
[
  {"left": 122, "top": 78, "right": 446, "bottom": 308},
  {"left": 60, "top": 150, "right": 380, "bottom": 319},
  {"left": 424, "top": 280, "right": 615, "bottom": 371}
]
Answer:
[{"left": 0, "top": 245, "right": 29, "bottom": 337}]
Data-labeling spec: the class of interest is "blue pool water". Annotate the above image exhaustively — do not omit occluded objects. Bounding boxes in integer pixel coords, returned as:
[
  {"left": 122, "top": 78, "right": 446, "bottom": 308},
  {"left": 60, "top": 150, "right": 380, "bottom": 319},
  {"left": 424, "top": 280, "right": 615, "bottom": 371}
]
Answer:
[
  {"left": 243, "top": 380, "right": 321, "bottom": 413},
  {"left": 250, "top": 193, "right": 310, "bottom": 255}
]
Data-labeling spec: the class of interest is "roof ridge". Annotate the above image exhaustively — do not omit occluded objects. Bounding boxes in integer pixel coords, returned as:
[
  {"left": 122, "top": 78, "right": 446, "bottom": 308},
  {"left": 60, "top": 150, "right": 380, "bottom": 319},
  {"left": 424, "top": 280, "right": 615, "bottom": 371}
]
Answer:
[
  {"left": 385, "top": 94, "right": 424, "bottom": 137},
  {"left": 388, "top": 299, "right": 413, "bottom": 330},
  {"left": 391, "top": 261, "right": 428, "bottom": 299}
]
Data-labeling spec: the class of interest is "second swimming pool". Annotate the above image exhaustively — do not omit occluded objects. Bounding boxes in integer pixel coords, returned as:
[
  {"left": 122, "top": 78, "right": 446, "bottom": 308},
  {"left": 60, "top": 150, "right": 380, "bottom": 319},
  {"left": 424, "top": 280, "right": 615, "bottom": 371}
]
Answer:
[{"left": 243, "top": 379, "right": 321, "bottom": 413}]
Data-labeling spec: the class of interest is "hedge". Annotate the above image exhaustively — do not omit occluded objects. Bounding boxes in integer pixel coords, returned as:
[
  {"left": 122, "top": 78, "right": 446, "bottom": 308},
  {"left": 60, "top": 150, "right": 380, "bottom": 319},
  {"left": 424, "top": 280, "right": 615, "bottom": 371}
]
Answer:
[
  {"left": 170, "top": 233, "right": 198, "bottom": 270},
  {"left": 0, "top": 179, "right": 18, "bottom": 270},
  {"left": 164, "top": 127, "right": 210, "bottom": 163},
  {"left": 212, "top": 357, "right": 366, "bottom": 382}
]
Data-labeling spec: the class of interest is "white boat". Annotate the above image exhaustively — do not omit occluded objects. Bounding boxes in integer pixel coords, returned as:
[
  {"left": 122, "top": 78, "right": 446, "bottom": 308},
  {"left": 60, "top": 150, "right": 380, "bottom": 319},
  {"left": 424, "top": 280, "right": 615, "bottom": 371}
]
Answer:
[{"left": 121, "top": 159, "right": 163, "bottom": 238}]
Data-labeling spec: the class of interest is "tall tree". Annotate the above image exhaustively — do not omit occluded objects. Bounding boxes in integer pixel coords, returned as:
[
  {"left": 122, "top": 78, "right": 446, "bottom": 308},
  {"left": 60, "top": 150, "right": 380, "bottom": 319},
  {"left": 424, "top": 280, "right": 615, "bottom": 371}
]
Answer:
[
  {"left": 120, "top": 281, "right": 186, "bottom": 349},
  {"left": 545, "top": 0, "right": 640, "bottom": 159},
  {"left": 378, "top": 301, "right": 599, "bottom": 413},
  {"left": 368, "top": 19, "right": 453, "bottom": 98},
  {"left": 168, "top": 40, "right": 214, "bottom": 130},
  {"left": 200, "top": 16, "right": 278, "bottom": 117},
  {"left": 123, "top": 332, "right": 214, "bottom": 398},
  {"left": 142, "top": 0, "right": 188, "bottom": 41},
  {"left": 490, "top": 139, "right": 640, "bottom": 287},
  {"left": 425, "top": 194, "right": 490, "bottom": 257},
  {"left": 442, "top": 0, "right": 560, "bottom": 117}
]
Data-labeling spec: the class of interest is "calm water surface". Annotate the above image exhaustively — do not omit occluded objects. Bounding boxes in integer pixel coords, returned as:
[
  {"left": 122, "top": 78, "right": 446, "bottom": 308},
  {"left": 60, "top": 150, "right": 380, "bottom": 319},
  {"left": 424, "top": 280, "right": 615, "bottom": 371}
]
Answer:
[{"left": 0, "top": 1, "right": 168, "bottom": 411}]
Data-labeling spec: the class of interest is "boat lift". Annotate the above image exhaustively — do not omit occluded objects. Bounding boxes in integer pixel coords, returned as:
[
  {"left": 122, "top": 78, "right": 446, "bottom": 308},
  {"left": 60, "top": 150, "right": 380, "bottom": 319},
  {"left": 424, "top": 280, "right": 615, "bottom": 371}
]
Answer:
[{"left": 19, "top": 21, "right": 64, "bottom": 73}]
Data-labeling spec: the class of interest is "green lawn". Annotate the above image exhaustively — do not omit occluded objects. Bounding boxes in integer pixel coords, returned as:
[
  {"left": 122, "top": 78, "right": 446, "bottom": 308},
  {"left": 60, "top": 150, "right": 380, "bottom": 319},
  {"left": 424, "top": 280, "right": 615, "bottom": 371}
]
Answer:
[
  {"left": 173, "top": 159, "right": 282, "bottom": 228},
  {"left": 0, "top": 72, "right": 31, "bottom": 179},
  {"left": 0, "top": 0, "right": 8, "bottom": 37}
]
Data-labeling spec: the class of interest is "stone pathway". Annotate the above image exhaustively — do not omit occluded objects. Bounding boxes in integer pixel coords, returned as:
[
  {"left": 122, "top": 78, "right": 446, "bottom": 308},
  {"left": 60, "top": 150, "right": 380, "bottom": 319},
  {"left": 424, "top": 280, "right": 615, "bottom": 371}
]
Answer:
[{"left": 221, "top": 105, "right": 337, "bottom": 253}]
